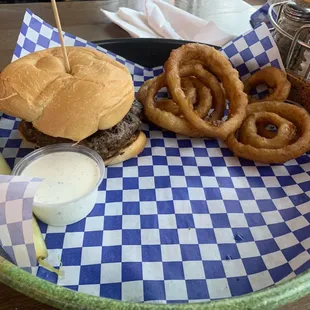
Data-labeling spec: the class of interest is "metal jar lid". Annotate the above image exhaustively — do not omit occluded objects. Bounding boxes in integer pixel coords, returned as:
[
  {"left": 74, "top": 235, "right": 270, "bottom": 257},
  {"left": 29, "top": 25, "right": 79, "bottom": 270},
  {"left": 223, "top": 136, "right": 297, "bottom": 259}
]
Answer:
[{"left": 284, "top": 1, "right": 310, "bottom": 22}]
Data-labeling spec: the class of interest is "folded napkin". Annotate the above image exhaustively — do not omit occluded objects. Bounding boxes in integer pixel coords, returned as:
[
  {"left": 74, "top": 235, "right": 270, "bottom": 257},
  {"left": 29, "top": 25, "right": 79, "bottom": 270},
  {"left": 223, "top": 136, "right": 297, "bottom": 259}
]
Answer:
[{"left": 101, "top": 0, "right": 236, "bottom": 47}]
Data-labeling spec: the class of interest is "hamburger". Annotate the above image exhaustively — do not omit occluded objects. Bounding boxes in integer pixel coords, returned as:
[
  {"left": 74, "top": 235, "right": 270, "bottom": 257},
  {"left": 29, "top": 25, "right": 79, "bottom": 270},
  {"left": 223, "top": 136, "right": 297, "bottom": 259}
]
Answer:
[{"left": 0, "top": 47, "right": 146, "bottom": 165}]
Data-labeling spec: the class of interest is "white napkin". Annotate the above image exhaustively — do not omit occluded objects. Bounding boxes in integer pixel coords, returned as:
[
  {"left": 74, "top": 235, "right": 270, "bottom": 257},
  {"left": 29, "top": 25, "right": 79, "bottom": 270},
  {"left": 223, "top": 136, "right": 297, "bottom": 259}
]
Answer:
[{"left": 101, "top": 0, "right": 236, "bottom": 47}]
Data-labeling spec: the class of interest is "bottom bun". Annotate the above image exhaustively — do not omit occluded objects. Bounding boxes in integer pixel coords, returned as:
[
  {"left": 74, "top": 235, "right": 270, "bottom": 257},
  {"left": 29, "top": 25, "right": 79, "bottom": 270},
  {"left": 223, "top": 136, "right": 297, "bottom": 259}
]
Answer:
[
  {"left": 104, "top": 131, "right": 147, "bottom": 166},
  {"left": 19, "top": 128, "right": 147, "bottom": 166}
]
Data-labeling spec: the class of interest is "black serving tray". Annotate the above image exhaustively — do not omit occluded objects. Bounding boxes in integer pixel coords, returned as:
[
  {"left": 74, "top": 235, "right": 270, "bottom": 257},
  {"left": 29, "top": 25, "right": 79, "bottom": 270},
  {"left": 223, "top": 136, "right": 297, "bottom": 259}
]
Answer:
[{"left": 94, "top": 38, "right": 220, "bottom": 68}]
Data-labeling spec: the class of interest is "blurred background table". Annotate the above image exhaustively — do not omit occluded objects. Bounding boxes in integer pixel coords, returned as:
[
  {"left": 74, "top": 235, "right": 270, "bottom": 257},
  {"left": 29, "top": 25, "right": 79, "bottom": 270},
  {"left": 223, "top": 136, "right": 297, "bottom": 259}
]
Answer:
[
  {"left": 4, "top": 1, "right": 308, "bottom": 309},
  {"left": 0, "top": 0, "right": 265, "bottom": 70}
]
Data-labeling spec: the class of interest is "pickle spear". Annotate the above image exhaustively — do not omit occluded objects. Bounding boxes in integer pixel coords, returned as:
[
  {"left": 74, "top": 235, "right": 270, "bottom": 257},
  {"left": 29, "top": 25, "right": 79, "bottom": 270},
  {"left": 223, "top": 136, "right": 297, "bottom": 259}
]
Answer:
[
  {"left": 0, "top": 153, "right": 11, "bottom": 175},
  {"left": 32, "top": 216, "right": 48, "bottom": 263},
  {"left": 33, "top": 216, "right": 62, "bottom": 275}
]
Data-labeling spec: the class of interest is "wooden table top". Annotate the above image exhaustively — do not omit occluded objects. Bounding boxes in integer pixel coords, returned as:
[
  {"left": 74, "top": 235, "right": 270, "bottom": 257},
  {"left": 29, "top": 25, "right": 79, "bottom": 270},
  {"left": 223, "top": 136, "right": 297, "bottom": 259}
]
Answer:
[{"left": 1, "top": 0, "right": 310, "bottom": 309}]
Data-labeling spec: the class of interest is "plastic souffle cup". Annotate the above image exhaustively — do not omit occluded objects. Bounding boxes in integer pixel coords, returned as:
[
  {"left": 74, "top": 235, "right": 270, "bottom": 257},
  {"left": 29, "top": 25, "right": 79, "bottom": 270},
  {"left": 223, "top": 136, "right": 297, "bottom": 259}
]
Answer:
[{"left": 12, "top": 143, "right": 105, "bottom": 226}]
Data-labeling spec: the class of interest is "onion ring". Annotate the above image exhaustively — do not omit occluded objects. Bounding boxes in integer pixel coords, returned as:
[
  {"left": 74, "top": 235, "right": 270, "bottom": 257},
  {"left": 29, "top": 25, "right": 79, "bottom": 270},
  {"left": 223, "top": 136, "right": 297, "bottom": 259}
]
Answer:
[
  {"left": 256, "top": 121, "right": 277, "bottom": 139},
  {"left": 165, "top": 43, "right": 248, "bottom": 140},
  {"left": 183, "top": 59, "right": 227, "bottom": 109},
  {"left": 156, "top": 77, "right": 197, "bottom": 116},
  {"left": 143, "top": 72, "right": 211, "bottom": 137},
  {"left": 136, "top": 78, "right": 152, "bottom": 103},
  {"left": 181, "top": 77, "right": 197, "bottom": 103},
  {"left": 238, "top": 111, "right": 297, "bottom": 149},
  {"left": 137, "top": 63, "right": 227, "bottom": 138},
  {"left": 138, "top": 76, "right": 211, "bottom": 119},
  {"left": 189, "top": 77, "right": 213, "bottom": 118},
  {"left": 155, "top": 77, "right": 215, "bottom": 120},
  {"left": 138, "top": 64, "right": 225, "bottom": 121},
  {"left": 226, "top": 101, "right": 310, "bottom": 164},
  {"left": 244, "top": 67, "right": 291, "bottom": 103},
  {"left": 155, "top": 99, "right": 181, "bottom": 115},
  {"left": 178, "top": 64, "right": 226, "bottom": 121}
]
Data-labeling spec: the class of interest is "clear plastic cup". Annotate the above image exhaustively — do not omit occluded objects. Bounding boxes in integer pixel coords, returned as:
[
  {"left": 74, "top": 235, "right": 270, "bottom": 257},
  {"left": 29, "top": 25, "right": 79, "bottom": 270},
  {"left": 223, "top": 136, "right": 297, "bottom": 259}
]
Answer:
[{"left": 12, "top": 144, "right": 105, "bottom": 226}]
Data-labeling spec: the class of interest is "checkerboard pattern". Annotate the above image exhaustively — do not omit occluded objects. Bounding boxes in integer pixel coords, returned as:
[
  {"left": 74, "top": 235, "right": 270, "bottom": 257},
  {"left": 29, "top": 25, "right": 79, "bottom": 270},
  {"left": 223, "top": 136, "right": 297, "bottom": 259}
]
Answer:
[
  {"left": 1, "top": 9, "right": 310, "bottom": 303},
  {"left": 250, "top": 3, "right": 277, "bottom": 30},
  {"left": 221, "top": 20, "right": 283, "bottom": 99},
  {"left": 0, "top": 175, "right": 42, "bottom": 274}
]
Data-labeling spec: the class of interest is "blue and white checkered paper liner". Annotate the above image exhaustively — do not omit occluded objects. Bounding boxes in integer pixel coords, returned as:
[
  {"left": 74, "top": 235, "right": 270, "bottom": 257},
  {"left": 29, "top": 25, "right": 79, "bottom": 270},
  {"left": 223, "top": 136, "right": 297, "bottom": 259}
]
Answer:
[
  {"left": 1, "top": 8, "right": 310, "bottom": 303},
  {"left": 250, "top": 2, "right": 277, "bottom": 30},
  {"left": 0, "top": 175, "right": 42, "bottom": 274}
]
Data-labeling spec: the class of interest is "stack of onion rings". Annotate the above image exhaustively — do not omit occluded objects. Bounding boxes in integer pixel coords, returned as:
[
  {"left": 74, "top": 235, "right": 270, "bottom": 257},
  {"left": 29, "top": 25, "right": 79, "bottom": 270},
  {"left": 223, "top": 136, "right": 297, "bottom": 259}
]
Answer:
[
  {"left": 137, "top": 43, "right": 247, "bottom": 140},
  {"left": 137, "top": 43, "right": 310, "bottom": 163},
  {"left": 226, "top": 101, "right": 310, "bottom": 164},
  {"left": 165, "top": 44, "right": 248, "bottom": 140}
]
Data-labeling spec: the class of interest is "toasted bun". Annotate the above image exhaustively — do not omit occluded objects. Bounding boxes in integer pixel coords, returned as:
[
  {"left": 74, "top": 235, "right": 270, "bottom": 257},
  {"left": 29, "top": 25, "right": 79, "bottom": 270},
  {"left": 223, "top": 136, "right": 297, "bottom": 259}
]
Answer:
[
  {"left": 0, "top": 47, "right": 134, "bottom": 141},
  {"left": 104, "top": 131, "right": 147, "bottom": 166}
]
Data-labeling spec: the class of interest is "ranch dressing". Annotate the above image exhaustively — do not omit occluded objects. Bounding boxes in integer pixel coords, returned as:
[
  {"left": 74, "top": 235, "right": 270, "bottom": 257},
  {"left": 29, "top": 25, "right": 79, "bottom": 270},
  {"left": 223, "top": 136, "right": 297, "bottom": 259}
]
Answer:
[
  {"left": 21, "top": 152, "right": 100, "bottom": 204},
  {"left": 18, "top": 150, "right": 103, "bottom": 226}
]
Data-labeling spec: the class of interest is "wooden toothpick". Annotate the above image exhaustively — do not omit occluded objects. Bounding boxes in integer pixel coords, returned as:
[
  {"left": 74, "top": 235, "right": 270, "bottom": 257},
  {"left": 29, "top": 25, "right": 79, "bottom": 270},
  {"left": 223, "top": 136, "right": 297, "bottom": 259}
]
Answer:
[{"left": 51, "top": 0, "right": 71, "bottom": 73}]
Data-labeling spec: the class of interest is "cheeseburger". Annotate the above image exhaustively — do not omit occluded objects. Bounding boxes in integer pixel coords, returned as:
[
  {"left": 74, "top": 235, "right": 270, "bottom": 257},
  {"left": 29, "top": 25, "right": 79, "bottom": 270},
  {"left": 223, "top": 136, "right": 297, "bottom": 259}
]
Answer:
[{"left": 0, "top": 47, "right": 146, "bottom": 165}]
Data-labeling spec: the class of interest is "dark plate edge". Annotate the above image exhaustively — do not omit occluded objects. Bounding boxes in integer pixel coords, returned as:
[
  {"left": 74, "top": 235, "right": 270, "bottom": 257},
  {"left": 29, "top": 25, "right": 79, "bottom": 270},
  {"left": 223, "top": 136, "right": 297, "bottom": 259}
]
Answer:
[{"left": 93, "top": 37, "right": 220, "bottom": 49}]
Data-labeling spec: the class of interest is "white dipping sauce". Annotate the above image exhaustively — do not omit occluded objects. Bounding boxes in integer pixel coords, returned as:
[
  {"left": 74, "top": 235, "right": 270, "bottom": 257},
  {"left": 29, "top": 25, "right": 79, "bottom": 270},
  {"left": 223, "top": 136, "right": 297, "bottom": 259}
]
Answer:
[
  {"left": 20, "top": 151, "right": 101, "bottom": 226},
  {"left": 22, "top": 152, "right": 100, "bottom": 204}
]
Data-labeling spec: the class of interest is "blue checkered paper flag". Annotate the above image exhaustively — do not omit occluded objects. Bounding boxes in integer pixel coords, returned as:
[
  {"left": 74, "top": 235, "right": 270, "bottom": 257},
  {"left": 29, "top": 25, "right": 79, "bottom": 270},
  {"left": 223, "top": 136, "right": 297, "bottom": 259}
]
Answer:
[
  {"left": 0, "top": 175, "right": 42, "bottom": 274},
  {"left": 1, "top": 9, "right": 310, "bottom": 304},
  {"left": 250, "top": 2, "right": 277, "bottom": 29}
]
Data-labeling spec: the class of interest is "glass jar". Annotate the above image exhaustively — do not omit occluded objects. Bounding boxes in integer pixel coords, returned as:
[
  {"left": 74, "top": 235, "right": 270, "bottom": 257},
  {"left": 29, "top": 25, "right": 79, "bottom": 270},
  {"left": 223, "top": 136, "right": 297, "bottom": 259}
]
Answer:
[
  {"left": 268, "top": 0, "right": 286, "bottom": 14},
  {"left": 271, "top": 1, "right": 310, "bottom": 79}
]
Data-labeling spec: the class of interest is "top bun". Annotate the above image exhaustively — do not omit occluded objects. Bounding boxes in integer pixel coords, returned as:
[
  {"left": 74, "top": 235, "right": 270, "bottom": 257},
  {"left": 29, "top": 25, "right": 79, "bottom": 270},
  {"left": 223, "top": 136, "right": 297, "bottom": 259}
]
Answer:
[{"left": 0, "top": 47, "right": 134, "bottom": 141}]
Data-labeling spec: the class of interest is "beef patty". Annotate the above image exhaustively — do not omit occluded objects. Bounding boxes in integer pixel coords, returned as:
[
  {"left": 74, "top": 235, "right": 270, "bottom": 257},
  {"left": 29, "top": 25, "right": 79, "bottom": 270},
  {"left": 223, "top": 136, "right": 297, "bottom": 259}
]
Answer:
[{"left": 19, "top": 100, "right": 143, "bottom": 160}]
